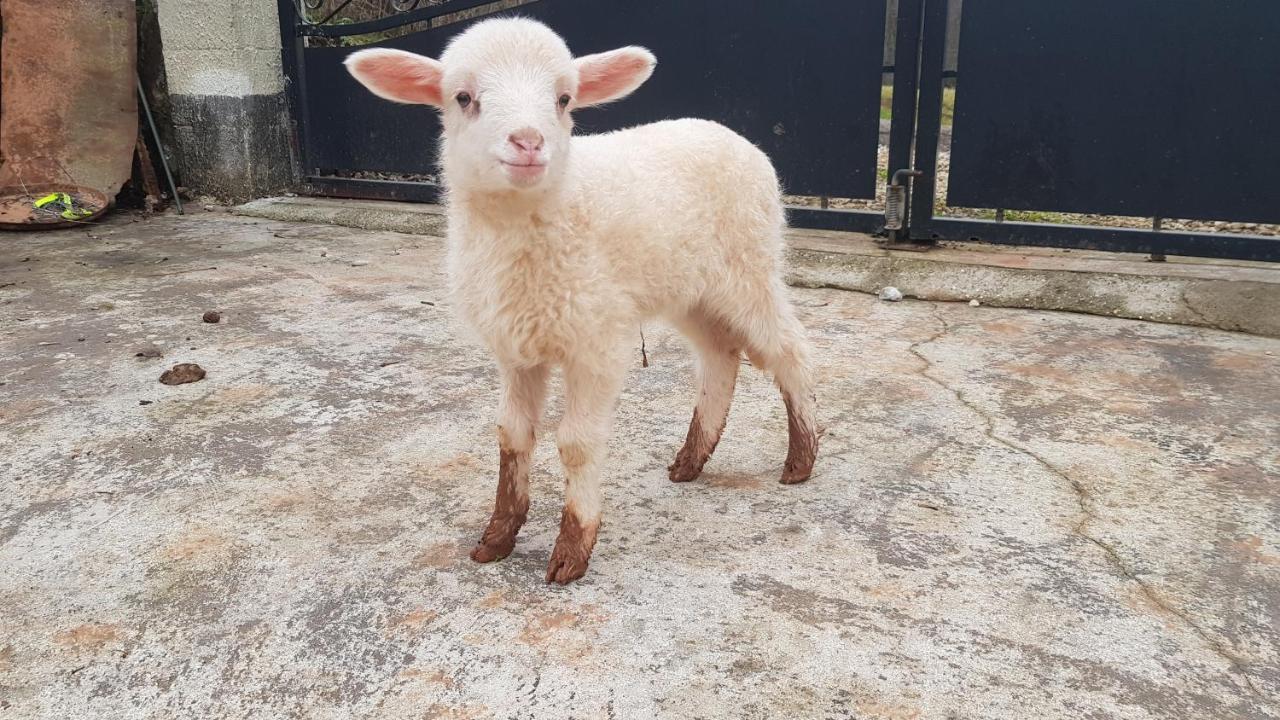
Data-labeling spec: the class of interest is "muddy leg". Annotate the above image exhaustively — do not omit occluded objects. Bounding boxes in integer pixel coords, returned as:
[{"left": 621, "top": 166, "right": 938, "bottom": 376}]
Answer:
[
  {"left": 729, "top": 283, "right": 819, "bottom": 484},
  {"left": 546, "top": 360, "right": 624, "bottom": 584},
  {"left": 471, "top": 364, "right": 548, "bottom": 563},
  {"left": 669, "top": 312, "right": 741, "bottom": 482}
]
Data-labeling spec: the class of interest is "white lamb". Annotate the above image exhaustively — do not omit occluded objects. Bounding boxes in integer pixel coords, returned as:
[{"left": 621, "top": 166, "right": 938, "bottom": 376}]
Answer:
[{"left": 346, "top": 17, "right": 818, "bottom": 584}]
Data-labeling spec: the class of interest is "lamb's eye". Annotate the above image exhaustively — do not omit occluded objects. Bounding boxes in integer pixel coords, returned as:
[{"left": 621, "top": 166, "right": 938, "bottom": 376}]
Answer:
[
  {"left": 456, "top": 92, "right": 472, "bottom": 109},
  {"left": 558, "top": 94, "right": 571, "bottom": 109}
]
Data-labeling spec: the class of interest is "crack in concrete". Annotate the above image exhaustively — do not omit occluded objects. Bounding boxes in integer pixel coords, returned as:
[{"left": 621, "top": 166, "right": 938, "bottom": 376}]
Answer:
[
  {"left": 1179, "top": 282, "right": 1214, "bottom": 328},
  {"left": 905, "top": 303, "right": 1269, "bottom": 706}
]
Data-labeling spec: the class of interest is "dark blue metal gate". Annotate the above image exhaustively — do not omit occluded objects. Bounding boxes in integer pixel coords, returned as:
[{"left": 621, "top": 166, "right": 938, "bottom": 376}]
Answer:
[
  {"left": 910, "top": 0, "right": 1280, "bottom": 261},
  {"left": 277, "top": 0, "right": 902, "bottom": 235},
  {"left": 278, "top": 0, "right": 1280, "bottom": 261}
]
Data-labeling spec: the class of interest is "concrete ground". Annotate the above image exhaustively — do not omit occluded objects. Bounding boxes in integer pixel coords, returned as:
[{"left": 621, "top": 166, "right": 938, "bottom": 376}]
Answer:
[{"left": 2, "top": 211, "right": 1278, "bottom": 719}]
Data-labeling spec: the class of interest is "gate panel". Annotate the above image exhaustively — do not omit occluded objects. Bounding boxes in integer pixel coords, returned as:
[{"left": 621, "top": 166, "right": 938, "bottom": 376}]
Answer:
[
  {"left": 946, "top": 0, "right": 1280, "bottom": 224},
  {"left": 909, "top": 0, "right": 1280, "bottom": 261},
  {"left": 296, "top": 0, "right": 888, "bottom": 200}
]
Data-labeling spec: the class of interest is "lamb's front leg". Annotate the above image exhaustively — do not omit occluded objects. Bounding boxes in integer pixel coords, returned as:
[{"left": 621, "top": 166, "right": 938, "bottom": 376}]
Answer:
[
  {"left": 471, "top": 364, "right": 549, "bottom": 563},
  {"left": 546, "top": 360, "right": 626, "bottom": 584}
]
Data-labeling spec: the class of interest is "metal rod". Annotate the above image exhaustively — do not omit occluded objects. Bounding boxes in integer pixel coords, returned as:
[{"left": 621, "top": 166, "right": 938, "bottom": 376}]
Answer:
[
  {"left": 909, "top": 0, "right": 951, "bottom": 239},
  {"left": 887, "top": 169, "right": 924, "bottom": 242},
  {"left": 136, "top": 75, "right": 183, "bottom": 214},
  {"left": 298, "top": 0, "right": 499, "bottom": 37},
  {"left": 314, "top": 0, "right": 355, "bottom": 26},
  {"left": 887, "top": 0, "right": 925, "bottom": 237}
]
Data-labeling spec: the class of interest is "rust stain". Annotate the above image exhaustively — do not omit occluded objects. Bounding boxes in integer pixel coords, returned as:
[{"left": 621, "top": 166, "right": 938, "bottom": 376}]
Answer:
[
  {"left": 0, "top": 0, "right": 136, "bottom": 196},
  {"left": 476, "top": 591, "right": 507, "bottom": 609},
  {"left": 1102, "top": 400, "right": 1153, "bottom": 418},
  {"left": 1211, "top": 353, "right": 1268, "bottom": 371},
  {"left": 1121, "top": 586, "right": 1182, "bottom": 632},
  {"left": 423, "top": 704, "right": 488, "bottom": 719},
  {"left": 263, "top": 490, "right": 310, "bottom": 510},
  {"left": 53, "top": 623, "right": 119, "bottom": 651},
  {"left": 207, "top": 384, "right": 277, "bottom": 406},
  {"left": 1099, "top": 370, "right": 1188, "bottom": 397},
  {"left": 400, "top": 668, "right": 458, "bottom": 689},
  {"left": 1232, "top": 536, "right": 1280, "bottom": 566},
  {"left": 1004, "top": 363, "right": 1078, "bottom": 384},
  {"left": 436, "top": 453, "right": 483, "bottom": 474},
  {"left": 413, "top": 541, "right": 461, "bottom": 570},
  {"left": 390, "top": 608, "right": 439, "bottom": 632},
  {"left": 705, "top": 473, "right": 763, "bottom": 490},
  {"left": 161, "top": 528, "right": 230, "bottom": 561},
  {"left": 0, "top": 645, "right": 14, "bottom": 671},
  {"left": 855, "top": 700, "right": 922, "bottom": 720},
  {"left": 980, "top": 320, "right": 1028, "bottom": 336},
  {"left": 518, "top": 611, "right": 580, "bottom": 645}
]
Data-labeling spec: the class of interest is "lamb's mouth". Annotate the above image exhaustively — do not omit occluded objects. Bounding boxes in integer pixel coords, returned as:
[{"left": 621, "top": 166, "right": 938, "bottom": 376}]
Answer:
[{"left": 501, "top": 160, "right": 548, "bottom": 185}]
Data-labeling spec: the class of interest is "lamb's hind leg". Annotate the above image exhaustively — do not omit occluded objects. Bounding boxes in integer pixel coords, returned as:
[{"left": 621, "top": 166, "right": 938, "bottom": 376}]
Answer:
[
  {"left": 732, "top": 282, "right": 819, "bottom": 484},
  {"left": 471, "top": 364, "right": 548, "bottom": 563},
  {"left": 669, "top": 311, "right": 741, "bottom": 482}
]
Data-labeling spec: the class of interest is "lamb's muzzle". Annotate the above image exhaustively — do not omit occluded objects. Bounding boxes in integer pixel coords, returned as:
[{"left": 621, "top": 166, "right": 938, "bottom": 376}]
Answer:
[{"left": 345, "top": 17, "right": 819, "bottom": 585}]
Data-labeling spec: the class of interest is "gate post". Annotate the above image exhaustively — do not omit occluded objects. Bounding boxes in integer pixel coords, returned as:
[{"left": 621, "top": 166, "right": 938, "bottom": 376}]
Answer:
[
  {"left": 907, "top": 0, "right": 951, "bottom": 242},
  {"left": 153, "top": 0, "right": 295, "bottom": 201},
  {"left": 885, "top": 0, "right": 926, "bottom": 242}
]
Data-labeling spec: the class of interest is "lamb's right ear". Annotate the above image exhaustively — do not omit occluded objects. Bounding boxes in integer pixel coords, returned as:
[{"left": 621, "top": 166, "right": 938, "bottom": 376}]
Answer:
[{"left": 344, "top": 48, "right": 444, "bottom": 106}]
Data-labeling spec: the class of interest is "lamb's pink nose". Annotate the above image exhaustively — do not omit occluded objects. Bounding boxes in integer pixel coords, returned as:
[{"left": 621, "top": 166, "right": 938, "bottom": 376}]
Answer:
[{"left": 507, "top": 128, "right": 544, "bottom": 155}]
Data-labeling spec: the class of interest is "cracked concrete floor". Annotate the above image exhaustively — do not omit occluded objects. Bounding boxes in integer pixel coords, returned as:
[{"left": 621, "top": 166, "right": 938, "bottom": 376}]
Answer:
[{"left": 1, "top": 211, "right": 1278, "bottom": 719}]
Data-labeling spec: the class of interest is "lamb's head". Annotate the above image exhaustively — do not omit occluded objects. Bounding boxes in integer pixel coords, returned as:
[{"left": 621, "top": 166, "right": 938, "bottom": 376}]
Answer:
[{"left": 345, "top": 18, "right": 656, "bottom": 194}]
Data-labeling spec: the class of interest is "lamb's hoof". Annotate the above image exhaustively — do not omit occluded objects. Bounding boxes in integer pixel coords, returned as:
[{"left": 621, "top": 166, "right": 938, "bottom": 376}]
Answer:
[
  {"left": 780, "top": 462, "right": 813, "bottom": 485},
  {"left": 545, "top": 509, "right": 598, "bottom": 584},
  {"left": 545, "top": 550, "right": 589, "bottom": 585},
  {"left": 470, "top": 538, "right": 513, "bottom": 563},
  {"left": 778, "top": 468, "right": 808, "bottom": 484},
  {"left": 470, "top": 510, "right": 525, "bottom": 563},
  {"left": 667, "top": 454, "right": 704, "bottom": 483}
]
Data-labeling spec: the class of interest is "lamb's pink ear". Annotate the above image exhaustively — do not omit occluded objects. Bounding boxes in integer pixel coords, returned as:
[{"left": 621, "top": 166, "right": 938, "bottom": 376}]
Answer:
[
  {"left": 344, "top": 48, "right": 444, "bottom": 106},
  {"left": 573, "top": 47, "right": 656, "bottom": 107}
]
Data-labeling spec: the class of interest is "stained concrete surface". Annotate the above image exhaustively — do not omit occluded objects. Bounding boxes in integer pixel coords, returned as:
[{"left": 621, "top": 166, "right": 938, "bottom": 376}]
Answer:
[{"left": 1, "top": 211, "right": 1279, "bottom": 719}]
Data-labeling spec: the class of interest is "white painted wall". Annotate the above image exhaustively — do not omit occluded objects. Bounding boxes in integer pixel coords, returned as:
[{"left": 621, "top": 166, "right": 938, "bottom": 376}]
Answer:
[{"left": 155, "top": 0, "right": 284, "bottom": 98}]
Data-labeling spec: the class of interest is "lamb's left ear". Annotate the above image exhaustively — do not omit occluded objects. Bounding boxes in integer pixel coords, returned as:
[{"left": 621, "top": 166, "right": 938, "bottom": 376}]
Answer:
[
  {"left": 573, "top": 47, "right": 656, "bottom": 107},
  {"left": 344, "top": 48, "right": 444, "bottom": 107}
]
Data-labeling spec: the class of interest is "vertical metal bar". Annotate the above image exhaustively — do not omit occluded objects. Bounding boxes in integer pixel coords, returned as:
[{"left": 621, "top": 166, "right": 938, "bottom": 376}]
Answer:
[
  {"left": 909, "top": 0, "right": 951, "bottom": 238},
  {"left": 277, "top": 0, "right": 310, "bottom": 181},
  {"left": 1150, "top": 217, "right": 1166, "bottom": 260},
  {"left": 136, "top": 75, "right": 183, "bottom": 214},
  {"left": 887, "top": 0, "right": 924, "bottom": 232}
]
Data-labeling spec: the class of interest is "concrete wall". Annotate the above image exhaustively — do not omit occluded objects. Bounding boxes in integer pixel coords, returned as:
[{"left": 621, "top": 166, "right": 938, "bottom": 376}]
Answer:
[{"left": 155, "top": 0, "right": 294, "bottom": 201}]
